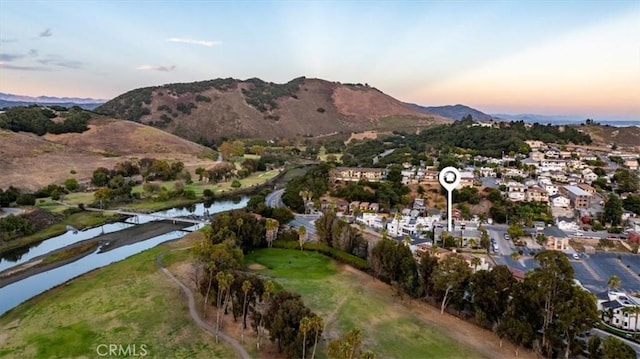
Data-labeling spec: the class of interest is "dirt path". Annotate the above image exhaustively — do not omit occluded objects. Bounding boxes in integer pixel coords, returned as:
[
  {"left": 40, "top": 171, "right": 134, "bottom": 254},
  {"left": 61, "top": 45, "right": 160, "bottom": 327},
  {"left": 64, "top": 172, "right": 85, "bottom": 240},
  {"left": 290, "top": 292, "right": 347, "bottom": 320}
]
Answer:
[{"left": 156, "top": 250, "right": 250, "bottom": 359}]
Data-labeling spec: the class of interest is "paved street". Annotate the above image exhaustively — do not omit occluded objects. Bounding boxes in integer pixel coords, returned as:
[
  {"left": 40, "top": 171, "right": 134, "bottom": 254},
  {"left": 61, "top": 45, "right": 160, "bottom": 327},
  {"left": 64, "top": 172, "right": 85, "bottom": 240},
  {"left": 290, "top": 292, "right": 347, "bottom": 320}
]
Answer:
[
  {"left": 0, "top": 208, "right": 24, "bottom": 218},
  {"left": 591, "top": 328, "right": 640, "bottom": 357},
  {"left": 264, "top": 188, "right": 285, "bottom": 208}
]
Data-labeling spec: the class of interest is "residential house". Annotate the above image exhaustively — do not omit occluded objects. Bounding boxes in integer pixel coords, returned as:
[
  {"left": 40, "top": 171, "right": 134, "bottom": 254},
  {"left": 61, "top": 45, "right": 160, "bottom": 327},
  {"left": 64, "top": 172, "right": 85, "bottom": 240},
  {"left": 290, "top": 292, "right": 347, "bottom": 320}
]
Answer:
[
  {"left": 478, "top": 167, "right": 497, "bottom": 177},
  {"left": 529, "top": 151, "right": 545, "bottom": 161},
  {"left": 526, "top": 186, "right": 549, "bottom": 203},
  {"left": 332, "top": 167, "right": 385, "bottom": 182},
  {"left": 419, "top": 170, "right": 439, "bottom": 185},
  {"left": 581, "top": 169, "right": 598, "bottom": 183},
  {"left": 368, "top": 203, "right": 380, "bottom": 213},
  {"left": 550, "top": 194, "right": 570, "bottom": 208},
  {"left": 507, "top": 182, "right": 526, "bottom": 202},
  {"left": 543, "top": 226, "right": 569, "bottom": 250},
  {"left": 596, "top": 290, "right": 640, "bottom": 332},
  {"left": 577, "top": 183, "right": 597, "bottom": 195},
  {"left": 525, "top": 140, "right": 545, "bottom": 150},
  {"left": 560, "top": 185, "right": 592, "bottom": 208},
  {"left": 458, "top": 171, "right": 475, "bottom": 189}
]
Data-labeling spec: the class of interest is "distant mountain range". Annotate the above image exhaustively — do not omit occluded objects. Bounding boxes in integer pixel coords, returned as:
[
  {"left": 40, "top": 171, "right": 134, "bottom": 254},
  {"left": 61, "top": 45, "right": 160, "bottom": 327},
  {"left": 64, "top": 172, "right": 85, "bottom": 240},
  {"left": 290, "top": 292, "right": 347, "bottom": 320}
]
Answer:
[
  {"left": 411, "top": 103, "right": 638, "bottom": 127},
  {"left": 409, "top": 103, "right": 494, "bottom": 121},
  {"left": 0, "top": 92, "right": 106, "bottom": 110}
]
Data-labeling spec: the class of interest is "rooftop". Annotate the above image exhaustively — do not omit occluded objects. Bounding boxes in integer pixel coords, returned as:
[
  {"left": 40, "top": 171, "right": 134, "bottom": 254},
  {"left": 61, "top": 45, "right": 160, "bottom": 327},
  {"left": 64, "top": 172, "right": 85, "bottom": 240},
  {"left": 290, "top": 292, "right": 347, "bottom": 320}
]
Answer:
[{"left": 563, "top": 185, "right": 591, "bottom": 197}]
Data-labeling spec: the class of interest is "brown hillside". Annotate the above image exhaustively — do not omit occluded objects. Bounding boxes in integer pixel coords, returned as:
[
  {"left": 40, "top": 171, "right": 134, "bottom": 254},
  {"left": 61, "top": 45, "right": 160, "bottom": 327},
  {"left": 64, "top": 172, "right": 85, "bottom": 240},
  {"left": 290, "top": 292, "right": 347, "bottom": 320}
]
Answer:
[
  {"left": 577, "top": 125, "right": 640, "bottom": 151},
  {"left": 0, "top": 119, "right": 217, "bottom": 191},
  {"left": 97, "top": 77, "right": 451, "bottom": 142}
]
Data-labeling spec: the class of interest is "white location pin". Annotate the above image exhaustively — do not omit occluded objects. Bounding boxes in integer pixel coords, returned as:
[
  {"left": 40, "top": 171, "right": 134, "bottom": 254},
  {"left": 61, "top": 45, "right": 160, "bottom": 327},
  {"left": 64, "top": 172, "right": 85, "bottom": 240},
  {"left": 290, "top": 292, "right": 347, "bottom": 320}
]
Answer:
[{"left": 439, "top": 167, "right": 461, "bottom": 233}]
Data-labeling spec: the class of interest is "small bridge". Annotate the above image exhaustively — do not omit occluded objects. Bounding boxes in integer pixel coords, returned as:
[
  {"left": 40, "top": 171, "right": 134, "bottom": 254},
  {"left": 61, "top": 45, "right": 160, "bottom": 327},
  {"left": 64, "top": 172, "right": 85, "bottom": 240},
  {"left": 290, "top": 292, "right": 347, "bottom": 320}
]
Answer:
[{"left": 84, "top": 207, "right": 208, "bottom": 225}]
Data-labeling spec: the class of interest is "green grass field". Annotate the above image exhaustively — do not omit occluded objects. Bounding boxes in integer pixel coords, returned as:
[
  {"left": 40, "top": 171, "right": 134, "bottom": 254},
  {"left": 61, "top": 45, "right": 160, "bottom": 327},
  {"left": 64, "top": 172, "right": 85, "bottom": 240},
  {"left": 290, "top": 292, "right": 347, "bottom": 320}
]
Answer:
[
  {"left": 245, "top": 248, "right": 486, "bottom": 359},
  {"left": 0, "top": 241, "right": 235, "bottom": 359}
]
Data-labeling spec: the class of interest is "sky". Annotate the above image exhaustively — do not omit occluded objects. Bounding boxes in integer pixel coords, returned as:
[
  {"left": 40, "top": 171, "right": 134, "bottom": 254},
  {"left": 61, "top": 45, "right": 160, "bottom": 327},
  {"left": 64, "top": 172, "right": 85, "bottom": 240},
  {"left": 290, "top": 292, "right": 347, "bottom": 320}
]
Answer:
[{"left": 1, "top": 0, "right": 639, "bottom": 120}]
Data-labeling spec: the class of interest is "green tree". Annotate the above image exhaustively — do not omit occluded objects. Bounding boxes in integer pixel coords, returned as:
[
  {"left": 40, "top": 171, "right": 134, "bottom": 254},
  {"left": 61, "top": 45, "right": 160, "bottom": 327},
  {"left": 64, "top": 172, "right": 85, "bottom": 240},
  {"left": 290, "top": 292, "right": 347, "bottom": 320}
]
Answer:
[
  {"left": 309, "top": 315, "right": 324, "bottom": 359},
  {"left": 507, "top": 223, "right": 526, "bottom": 240},
  {"left": 587, "top": 335, "right": 602, "bottom": 359},
  {"left": 601, "top": 336, "right": 635, "bottom": 359},
  {"left": 264, "top": 291, "right": 315, "bottom": 357},
  {"left": 432, "top": 254, "right": 471, "bottom": 314},
  {"left": 299, "top": 316, "right": 312, "bottom": 359},
  {"left": 607, "top": 275, "right": 621, "bottom": 291},
  {"left": 215, "top": 271, "right": 234, "bottom": 343},
  {"left": 470, "top": 265, "right": 515, "bottom": 327},
  {"left": 327, "top": 327, "right": 368, "bottom": 359},
  {"left": 602, "top": 193, "right": 623, "bottom": 227},
  {"left": 64, "top": 178, "right": 79, "bottom": 192}
]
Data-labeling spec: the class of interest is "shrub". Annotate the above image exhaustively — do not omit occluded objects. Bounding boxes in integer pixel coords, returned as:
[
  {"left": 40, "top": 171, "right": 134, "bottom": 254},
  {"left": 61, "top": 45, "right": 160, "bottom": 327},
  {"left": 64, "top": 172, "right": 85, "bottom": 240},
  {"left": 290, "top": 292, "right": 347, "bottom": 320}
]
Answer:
[{"left": 231, "top": 180, "right": 241, "bottom": 188}]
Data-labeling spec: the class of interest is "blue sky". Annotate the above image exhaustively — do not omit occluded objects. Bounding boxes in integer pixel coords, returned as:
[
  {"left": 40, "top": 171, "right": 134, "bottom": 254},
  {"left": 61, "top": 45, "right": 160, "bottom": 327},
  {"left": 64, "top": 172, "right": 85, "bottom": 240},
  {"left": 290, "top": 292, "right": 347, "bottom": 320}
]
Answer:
[{"left": 1, "top": 0, "right": 638, "bottom": 119}]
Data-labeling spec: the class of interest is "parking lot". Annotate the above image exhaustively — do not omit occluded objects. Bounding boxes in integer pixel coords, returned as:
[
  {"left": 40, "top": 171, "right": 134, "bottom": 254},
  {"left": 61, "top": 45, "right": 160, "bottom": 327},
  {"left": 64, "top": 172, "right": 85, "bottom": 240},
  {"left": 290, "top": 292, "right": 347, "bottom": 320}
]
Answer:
[{"left": 493, "top": 251, "right": 640, "bottom": 294}]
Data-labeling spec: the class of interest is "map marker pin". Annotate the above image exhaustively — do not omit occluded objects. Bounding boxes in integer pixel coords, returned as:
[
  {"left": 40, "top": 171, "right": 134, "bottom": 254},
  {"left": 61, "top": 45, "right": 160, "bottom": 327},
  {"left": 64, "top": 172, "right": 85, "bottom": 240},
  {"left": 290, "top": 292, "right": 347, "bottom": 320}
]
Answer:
[{"left": 439, "top": 167, "right": 461, "bottom": 233}]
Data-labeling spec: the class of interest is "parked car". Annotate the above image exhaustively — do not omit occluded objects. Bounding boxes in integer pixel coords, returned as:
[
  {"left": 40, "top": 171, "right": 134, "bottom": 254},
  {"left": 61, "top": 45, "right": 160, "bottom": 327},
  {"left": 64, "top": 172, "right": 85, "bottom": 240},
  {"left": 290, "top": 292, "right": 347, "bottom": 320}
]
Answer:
[
  {"left": 504, "top": 234, "right": 511, "bottom": 240},
  {"left": 572, "top": 253, "right": 580, "bottom": 260}
]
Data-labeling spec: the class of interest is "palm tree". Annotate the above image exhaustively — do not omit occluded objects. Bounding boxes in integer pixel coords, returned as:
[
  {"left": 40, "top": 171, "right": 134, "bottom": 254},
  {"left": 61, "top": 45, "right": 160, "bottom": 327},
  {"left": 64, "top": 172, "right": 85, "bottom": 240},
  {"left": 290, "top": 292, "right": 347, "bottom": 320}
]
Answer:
[
  {"left": 241, "top": 280, "right": 251, "bottom": 344},
  {"left": 467, "top": 237, "right": 477, "bottom": 249},
  {"left": 510, "top": 251, "right": 521, "bottom": 262},
  {"left": 607, "top": 275, "right": 621, "bottom": 291},
  {"left": 622, "top": 306, "right": 640, "bottom": 338},
  {"left": 215, "top": 271, "right": 233, "bottom": 343},
  {"left": 265, "top": 218, "right": 279, "bottom": 247},
  {"left": 298, "top": 225, "right": 307, "bottom": 251},
  {"left": 310, "top": 315, "right": 324, "bottom": 359},
  {"left": 299, "top": 316, "right": 312, "bottom": 358},
  {"left": 403, "top": 235, "right": 412, "bottom": 247},
  {"left": 257, "top": 280, "right": 274, "bottom": 350},
  {"left": 470, "top": 256, "right": 482, "bottom": 273}
]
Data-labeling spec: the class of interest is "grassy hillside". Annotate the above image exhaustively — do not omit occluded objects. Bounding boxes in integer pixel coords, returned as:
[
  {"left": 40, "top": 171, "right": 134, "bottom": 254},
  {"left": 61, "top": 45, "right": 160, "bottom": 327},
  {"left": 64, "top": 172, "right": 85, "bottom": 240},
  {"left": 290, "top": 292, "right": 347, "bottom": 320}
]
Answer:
[
  {"left": 96, "top": 77, "right": 451, "bottom": 142},
  {"left": 0, "top": 117, "right": 217, "bottom": 191}
]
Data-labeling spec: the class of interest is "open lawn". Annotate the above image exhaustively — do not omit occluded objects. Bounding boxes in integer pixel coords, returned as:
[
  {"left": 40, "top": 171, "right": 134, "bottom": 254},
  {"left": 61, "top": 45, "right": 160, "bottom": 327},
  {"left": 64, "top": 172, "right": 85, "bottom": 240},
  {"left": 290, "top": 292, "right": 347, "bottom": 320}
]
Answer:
[
  {"left": 0, "top": 237, "right": 235, "bottom": 359},
  {"left": 245, "top": 248, "right": 487, "bottom": 359}
]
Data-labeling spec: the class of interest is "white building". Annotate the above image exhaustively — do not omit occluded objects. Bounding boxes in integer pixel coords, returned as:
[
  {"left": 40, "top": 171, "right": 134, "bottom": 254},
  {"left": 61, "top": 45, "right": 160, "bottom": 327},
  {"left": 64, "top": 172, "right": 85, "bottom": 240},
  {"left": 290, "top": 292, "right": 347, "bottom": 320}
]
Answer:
[
  {"left": 550, "top": 194, "right": 570, "bottom": 208},
  {"left": 597, "top": 290, "right": 640, "bottom": 332},
  {"left": 506, "top": 182, "right": 526, "bottom": 202}
]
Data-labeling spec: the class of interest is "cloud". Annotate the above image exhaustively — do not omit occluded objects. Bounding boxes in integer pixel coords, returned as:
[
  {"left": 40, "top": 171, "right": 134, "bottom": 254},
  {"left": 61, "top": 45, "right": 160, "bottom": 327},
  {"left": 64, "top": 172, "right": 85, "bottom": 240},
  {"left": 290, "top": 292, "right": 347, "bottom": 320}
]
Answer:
[
  {"left": 0, "top": 53, "right": 25, "bottom": 61},
  {"left": 136, "top": 64, "right": 177, "bottom": 72},
  {"left": 0, "top": 39, "right": 18, "bottom": 43},
  {"left": 167, "top": 37, "right": 221, "bottom": 47},
  {"left": 37, "top": 56, "right": 83, "bottom": 69},
  {"left": 28, "top": 49, "right": 38, "bottom": 57},
  {"left": 0, "top": 61, "right": 50, "bottom": 71},
  {"left": 39, "top": 28, "right": 52, "bottom": 37}
]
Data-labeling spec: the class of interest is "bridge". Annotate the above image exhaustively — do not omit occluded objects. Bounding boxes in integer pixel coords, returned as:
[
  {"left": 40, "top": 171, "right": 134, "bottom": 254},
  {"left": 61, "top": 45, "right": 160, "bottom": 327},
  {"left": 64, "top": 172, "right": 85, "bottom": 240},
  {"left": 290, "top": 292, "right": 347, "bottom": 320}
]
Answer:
[{"left": 84, "top": 207, "right": 209, "bottom": 225}]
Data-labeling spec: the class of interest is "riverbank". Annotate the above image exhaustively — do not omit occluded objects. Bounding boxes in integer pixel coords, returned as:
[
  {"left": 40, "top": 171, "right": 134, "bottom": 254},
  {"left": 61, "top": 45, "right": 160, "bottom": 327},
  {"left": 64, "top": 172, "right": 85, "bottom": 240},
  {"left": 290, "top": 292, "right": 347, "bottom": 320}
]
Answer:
[
  {"left": 0, "top": 221, "right": 187, "bottom": 288},
  {"left": 0, "top": 234, "right": 236, "bottom": 358}
]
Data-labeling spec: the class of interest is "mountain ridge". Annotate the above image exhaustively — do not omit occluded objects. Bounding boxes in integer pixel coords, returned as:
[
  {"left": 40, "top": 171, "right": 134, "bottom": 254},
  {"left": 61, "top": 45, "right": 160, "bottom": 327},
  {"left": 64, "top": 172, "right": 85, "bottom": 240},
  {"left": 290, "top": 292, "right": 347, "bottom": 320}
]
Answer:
[{"left": 96, "top": 77, "right": 452, "bottom": 142}]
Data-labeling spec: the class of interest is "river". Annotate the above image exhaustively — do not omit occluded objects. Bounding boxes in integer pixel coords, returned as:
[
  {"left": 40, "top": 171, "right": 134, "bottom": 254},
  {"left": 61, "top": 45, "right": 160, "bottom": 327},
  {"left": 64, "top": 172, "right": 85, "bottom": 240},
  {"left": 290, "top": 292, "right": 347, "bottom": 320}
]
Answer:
[{"left": 0, "top": 196, "right": 248, "bottom": 316}]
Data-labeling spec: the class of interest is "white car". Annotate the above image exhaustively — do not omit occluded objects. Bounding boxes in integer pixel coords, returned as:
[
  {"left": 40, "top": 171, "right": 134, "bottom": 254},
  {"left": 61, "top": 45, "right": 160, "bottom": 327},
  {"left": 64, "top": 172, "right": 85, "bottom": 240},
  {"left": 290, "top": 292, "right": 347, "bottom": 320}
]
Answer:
[{"left": 572, "top": 253, "right": 580, "bottom": 260}]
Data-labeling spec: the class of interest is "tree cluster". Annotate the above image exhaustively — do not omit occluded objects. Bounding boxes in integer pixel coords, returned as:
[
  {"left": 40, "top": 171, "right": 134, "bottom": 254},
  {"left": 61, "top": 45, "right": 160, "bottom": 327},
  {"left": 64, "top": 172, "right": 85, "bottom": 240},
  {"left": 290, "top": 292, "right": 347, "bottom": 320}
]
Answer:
[
  {"left": 241, "top": 77, "right": 305, "bottom": 113},
  {"left": 193, "top": 209, "right": 322, "bottom": 358},
  {"left": 314, "top": 211, "right": 368, "bottom": 260},
  {"left": 0, "top": 106, "right": 90, "bottom": 136},
  {"left": 282, "top": 163, "right": 332, "bottom": 213}
]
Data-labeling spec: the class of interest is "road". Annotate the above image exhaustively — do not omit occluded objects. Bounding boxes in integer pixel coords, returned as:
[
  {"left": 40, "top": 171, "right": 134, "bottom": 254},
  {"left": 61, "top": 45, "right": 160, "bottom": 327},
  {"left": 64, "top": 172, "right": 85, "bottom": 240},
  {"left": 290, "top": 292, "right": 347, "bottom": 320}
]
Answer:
[
  {"left": 591, "top": 328, "right": 640, "bottom": 357},
  {"left": 264, "top": 188, "right": 285, "bottom": 208},
  {"left": 157, "top": 250, "right": 250, "bottom": 359}
]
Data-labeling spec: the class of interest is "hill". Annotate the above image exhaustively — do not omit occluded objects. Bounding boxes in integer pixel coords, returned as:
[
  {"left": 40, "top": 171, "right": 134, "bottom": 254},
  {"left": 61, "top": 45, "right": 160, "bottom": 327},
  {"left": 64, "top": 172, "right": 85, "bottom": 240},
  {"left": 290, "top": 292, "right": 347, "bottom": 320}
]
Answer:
[
  {"left": 577, "top": 125, "right": 640, "bottom": 151},
  {"left": 0, "top": 117, "right": 217, "bottom": 191},
  {"left": 410, "top": 104, "right": 493, "bottom": 121},
  {"left": 96, "top": 77, "right": 451, "bottom": 142}
]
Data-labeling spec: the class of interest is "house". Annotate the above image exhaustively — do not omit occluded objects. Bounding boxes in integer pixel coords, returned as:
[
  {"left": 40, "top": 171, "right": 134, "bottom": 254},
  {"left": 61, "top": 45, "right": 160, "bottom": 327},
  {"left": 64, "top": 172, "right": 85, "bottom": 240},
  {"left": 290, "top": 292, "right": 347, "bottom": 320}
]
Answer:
[
  {"left": 336, "top": 199, "right": 349, "bottom": 213},
  {"left": 577, "top": 183, "right": 597, "bottom": 195},
  {"left": 478, "top": 167, "right": 497, "bottom": 177},
  {"left": 359, "top": 202, "right": 370, "bottom": 212},
  {"left": 543, "top": 226, "right": 569, "bottom": 250},
  {"left": 332, "top": 167, "right": 385, "bottom": 182},
  {"left": 560, "top": 185, "right": 592, "bottom": 208},
  {"left": 596, "top": 290, "right": 640, "bottom": 332},
  {"left": 349, "top": 201, "right": 360, "bottom": 213},
  {"left": 581, "top": 169, "right": 598, "bottom": 183},
  {"left": 526, "top": 186, "right": 549, "bottom": 203},
  {"left": 550, "top": 194, "right": 570, "bottom": 207},
  {"left": 525, "top": 140, "right": 545, "bottom": 150},
  {"left": 529, "top": 151, "right": 545, "bottom": 161},
  {"left": 506, "top": 182, "right": 526, "bottom": 202},
  {"left": 458, "top": 171, "right": 476, "bottom": 188},
  {"left": 368, "top": 203, "right": 380, "bottom": 213}
]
